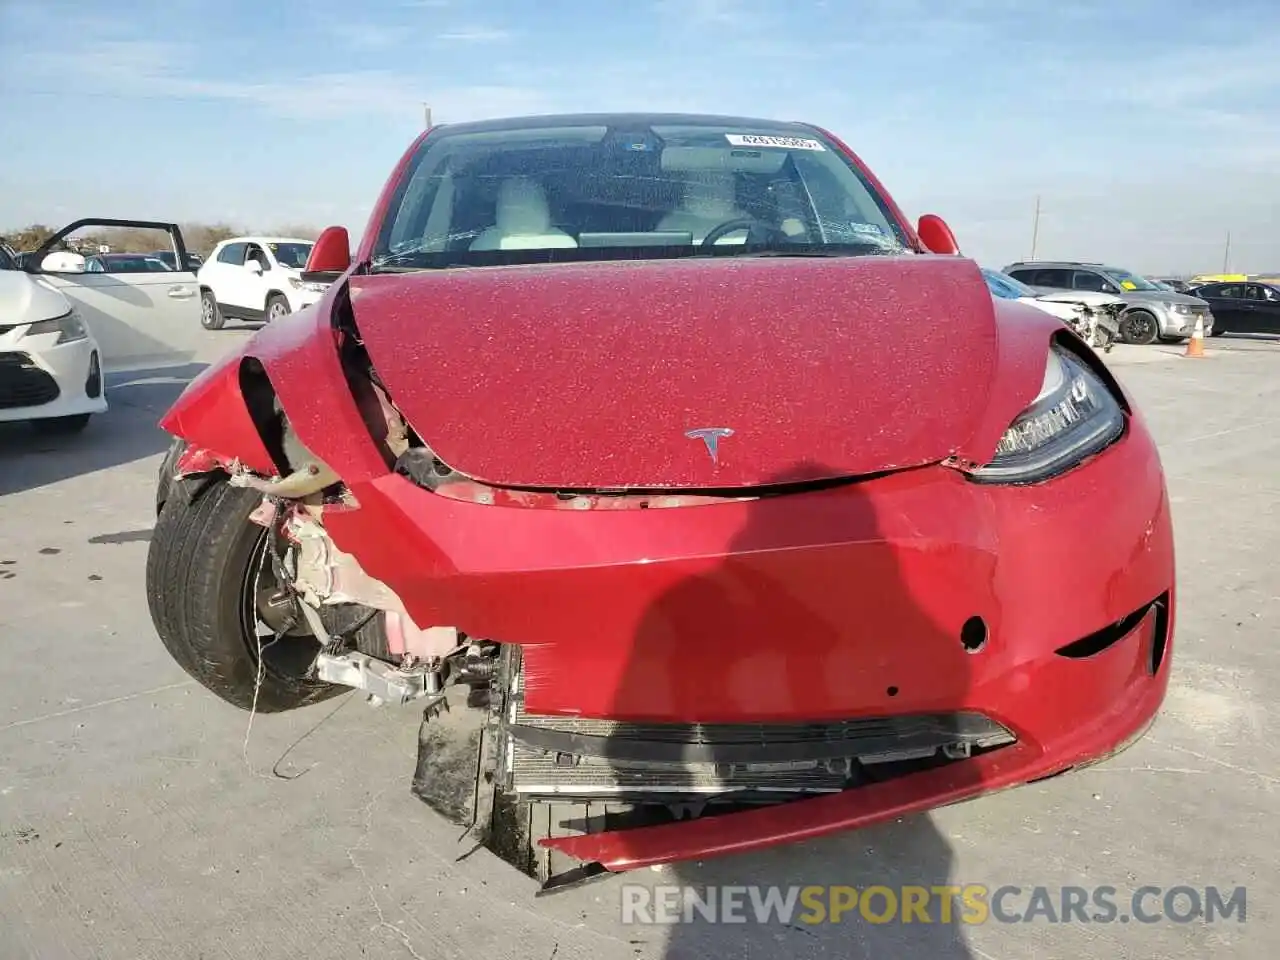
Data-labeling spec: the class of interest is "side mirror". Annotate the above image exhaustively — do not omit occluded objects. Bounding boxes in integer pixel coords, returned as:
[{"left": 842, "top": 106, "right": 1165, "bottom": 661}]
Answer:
[
  {"left": 41, "top": 251, "right": 86, "bottom": 274},
  {"left": 245, "top": 260, "right": 264, "bottom": 275},
  {"left": 916, "top": 214, "right": 960, "bottom": 256},
  {"left": 301, "top": 225, "right": 352, "bottom": 285}
]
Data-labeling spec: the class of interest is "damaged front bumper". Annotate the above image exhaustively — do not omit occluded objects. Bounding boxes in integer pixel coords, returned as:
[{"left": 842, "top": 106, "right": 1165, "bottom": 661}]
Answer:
[
  {"left": 163, "top": 389, "right": 1175, "bottom": 884},
  {"left": 310, "top": 414, "right": 1174, "bottom": 879}
]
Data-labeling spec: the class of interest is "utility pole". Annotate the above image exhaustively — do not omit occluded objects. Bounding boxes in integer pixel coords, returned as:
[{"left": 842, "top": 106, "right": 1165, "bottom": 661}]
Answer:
[
  {"left": 423, "top": 103, "right": 433, "bottom": 129},
  {"left": 1222, "top": 230, "right": 1231, "bottom": 273},
  {"left": 1029, "top": 195, "right": 1041, "bottom": 259}
]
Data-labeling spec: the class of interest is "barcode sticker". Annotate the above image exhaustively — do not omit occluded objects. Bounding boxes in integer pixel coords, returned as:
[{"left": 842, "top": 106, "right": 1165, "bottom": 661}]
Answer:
[{"left": 725, "top": 134, "right": 826, "bottom": 151}]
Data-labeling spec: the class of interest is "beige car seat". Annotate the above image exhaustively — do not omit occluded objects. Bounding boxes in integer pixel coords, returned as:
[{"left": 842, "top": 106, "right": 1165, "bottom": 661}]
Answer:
[{"left": 469, "top": 177, "right": 578, "bottom": 250}]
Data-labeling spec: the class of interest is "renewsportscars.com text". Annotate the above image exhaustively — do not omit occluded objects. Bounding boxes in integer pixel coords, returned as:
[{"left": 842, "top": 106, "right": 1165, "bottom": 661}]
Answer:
[{"left": 620, "top": 884, "right": 1247, "bottom": 926}]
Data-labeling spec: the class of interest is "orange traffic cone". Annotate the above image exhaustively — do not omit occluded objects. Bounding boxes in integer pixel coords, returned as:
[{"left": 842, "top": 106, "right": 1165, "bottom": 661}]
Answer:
[{"left": 1184, "top": 315, "right": 1206, "bottom": 358}]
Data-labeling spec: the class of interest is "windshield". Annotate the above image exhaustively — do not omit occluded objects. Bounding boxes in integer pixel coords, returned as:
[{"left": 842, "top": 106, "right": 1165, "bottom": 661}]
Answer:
[
  {"left": 267, "top": 242, "right": 313, "bottom": 269},
  {"left": 371, "top": 120, "right": 911, "bottom": 271},
  {"left": 982, "top": 268, "right": 1035, "bottom": 299},
  {"left": 1102, "top": 267, "right": 1160, "bottom": 292}
]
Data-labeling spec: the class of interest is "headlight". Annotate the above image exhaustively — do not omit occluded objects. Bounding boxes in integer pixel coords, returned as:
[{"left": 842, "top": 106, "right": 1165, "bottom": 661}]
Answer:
[
  {"left": 22, "top": 309, "right": 88, "bottom": 345},
  {"left": 1172, "top": 303, "right": 1193, "bottom": 315},
  {"left": 970, "top": 345, "right": 1125, "bottom": 484},
  {"left": 301, "top": 281, "right": 328, "bottom": 293},
  {"left": 287, "top": 277, "right": 303, "bottom": 289}
]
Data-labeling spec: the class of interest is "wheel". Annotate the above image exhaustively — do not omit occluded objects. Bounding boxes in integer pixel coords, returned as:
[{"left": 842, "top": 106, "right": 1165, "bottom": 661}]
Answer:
[
  {"left": 200, "top": 289, "right": 225, "bottom": 330},
  {"left": 1119, "top": 309, "right": 1159, "bottom": 345},
  {"left": 265, "top": 294, "right": 291, "bottom": 323},
  {"left": 155, "top": 435, "right": 188, "bottom": 515},
  {"left": 30, "top": 413, "right": 91, "bottom": 435},
  {"left": 145, "top": 478, "right": 343, "bottom": 712}
]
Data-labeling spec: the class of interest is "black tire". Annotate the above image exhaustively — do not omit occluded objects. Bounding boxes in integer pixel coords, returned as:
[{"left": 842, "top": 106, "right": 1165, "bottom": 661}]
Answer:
[
  {"left": 145, "top": 478, "right": 341, "bottom": 712},
  {"left": 265, "top": 294, "right": 290, "bottom": 323},
  {"left": 31, "top": 413, "right": 91, "bottom": 435},
  {"left": 1119, "top": 309, "right": 1159, "bottom": 345},
  {"left": 155, "top": 435, "right": 188, "bottom": 515},
  {"left": 200, "top": 289, "right": 225, "bottom": 330}
]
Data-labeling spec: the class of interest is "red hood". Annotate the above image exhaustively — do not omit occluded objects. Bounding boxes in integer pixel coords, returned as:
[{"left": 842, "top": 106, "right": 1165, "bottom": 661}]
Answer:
[{"left": 347, "top": 255, "right": 1000, "bottom": 489}]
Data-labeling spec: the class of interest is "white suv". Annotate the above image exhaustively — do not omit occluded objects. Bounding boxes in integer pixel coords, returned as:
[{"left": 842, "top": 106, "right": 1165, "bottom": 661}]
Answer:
[{"left": 197, "top": 236, "right": 325, "bottom": 329}]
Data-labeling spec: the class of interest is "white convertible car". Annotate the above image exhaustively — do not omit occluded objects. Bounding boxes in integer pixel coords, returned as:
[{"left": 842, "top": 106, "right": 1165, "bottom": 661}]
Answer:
[{"left": 1, "top": 219, "right": 203, "bottom": 434}]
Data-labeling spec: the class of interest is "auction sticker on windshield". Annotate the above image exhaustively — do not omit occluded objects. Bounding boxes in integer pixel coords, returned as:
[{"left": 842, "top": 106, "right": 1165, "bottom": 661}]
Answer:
[{"left": 725, "top": 134, "right": 826, "bottom": 150}]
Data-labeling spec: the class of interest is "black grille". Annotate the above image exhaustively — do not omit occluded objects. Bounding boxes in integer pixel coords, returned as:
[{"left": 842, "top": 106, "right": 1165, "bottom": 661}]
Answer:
[
  {"left": 0, "top": 352, "right": 60, "bottom": 409},
  {"left": 505, "top": 677, "right": 1016, "bottom": 799}
]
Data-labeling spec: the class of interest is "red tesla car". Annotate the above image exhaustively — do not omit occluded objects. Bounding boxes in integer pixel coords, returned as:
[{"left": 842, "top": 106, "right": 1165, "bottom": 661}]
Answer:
[{"left": 146, "top": 113, "right": 1175, "bottom": 891}]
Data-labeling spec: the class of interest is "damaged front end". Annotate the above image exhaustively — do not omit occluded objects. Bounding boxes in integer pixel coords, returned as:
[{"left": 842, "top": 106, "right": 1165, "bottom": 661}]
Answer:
[
  {"left": 157, "top": 309, "right": 1025, "bottom": 893},
  {"left": 1056, "top": 302, "right": 1121, "bottom": 353},
  {"left": 152, "top": 255, "right": 1170, "bottom": 894}
]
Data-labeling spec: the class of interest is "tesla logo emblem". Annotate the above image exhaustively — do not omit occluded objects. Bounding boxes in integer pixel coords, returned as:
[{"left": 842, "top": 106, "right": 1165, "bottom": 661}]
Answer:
[{"left": 685, "top": 427, "right": 734, "bottom": 464}]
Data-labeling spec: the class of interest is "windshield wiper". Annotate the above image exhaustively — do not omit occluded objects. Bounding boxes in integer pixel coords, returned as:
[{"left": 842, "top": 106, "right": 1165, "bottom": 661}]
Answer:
[
  {"left": 744, "top": 249, "right": 855, "bottom": 258},
  {"left": 740, "top": 245, "right": 904, "bottom": 259}
]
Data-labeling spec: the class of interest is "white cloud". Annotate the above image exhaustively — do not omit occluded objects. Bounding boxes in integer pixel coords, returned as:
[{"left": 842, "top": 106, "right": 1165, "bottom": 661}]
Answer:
[
  {"left": 436, "top": 27, "right": 512, "bottom": 43},
  {"left": 5, "top": 26, "right": 543, "bottom": 123}
]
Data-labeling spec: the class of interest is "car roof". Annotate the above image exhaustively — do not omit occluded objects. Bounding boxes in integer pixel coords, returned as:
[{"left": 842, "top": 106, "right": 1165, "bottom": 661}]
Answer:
[
  {"left": 219, "top": 236, "right": 313, "bottom": 246},
  {"left": 426, "top": 111, "right": 817, "bottom": 137},
  {"left": 1005, "top": 261, "right": 1111, "bottom": 270}
]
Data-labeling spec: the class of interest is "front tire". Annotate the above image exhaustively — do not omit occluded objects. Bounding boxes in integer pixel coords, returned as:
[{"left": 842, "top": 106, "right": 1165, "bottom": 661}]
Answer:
[
  {"left": 1119, "top": 309, "right": 1159, "bottom": 345},
  {"left": 200, "top": 289, "right": 226, "bottom": 330},
  {"left": 265, "top": 294, "right": 290, "bottom": 323},
  {"left": 145, "top": 478, "right": 340, "bottom": 712}
]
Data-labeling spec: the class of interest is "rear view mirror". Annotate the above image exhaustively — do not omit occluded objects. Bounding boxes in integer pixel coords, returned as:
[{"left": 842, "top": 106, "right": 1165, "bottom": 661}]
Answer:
[
  {"left": 916, "top": 214, "right": 960, "bottom": 256},
  {"left": 301, "top": 225, "right": 352, "bottom": 284},
  {"left": 41, "top": 252, "right": 86, "bottom": 273},
  {"left": 246, "top": 260, "right": 263, "bottom": 275}
]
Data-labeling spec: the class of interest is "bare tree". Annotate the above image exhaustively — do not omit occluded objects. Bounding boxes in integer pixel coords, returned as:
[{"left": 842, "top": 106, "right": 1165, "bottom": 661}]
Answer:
[
  {"left": 265, "top": 224, "right": 322, "bottom": 240},
  {"left": 2, "top": 221, "right": 326, "bottom": 257}
]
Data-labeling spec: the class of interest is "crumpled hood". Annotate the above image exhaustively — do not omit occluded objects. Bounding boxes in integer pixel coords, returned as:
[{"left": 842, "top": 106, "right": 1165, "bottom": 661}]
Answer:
[
  {"left": 0, "top": 270, "right": 71, "bottom": 332},
  {"left": 1035, "top": 290, "right": 1125, "bottom": 307},
  {"left": 347, "top": 255, "right": 1003, "bottom": 489}
]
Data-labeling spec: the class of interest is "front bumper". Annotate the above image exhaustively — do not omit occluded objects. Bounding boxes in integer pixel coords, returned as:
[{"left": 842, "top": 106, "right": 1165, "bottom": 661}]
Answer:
[
  {"left": 0, "top": 337, "right": 107, "bottom": 423},
  {"left": 324, "top": 411, "right": 1176, "bottom": 868},
  {"left": 294, "top": 283, "right": 329, "bottom": 310},
  {"left": 1158, "top": 309, "right": 1214, "bottom": 337}
]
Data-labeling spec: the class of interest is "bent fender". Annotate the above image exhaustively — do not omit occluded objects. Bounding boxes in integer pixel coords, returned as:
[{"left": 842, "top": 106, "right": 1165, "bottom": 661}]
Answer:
[{"left": 160, "top": 355, "right": 276, "bottom": 475}]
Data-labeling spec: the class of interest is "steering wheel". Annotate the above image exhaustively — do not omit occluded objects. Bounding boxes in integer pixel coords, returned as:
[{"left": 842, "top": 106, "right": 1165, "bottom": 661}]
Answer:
[{"left": 699, "top": 217, "right": 779, "bottom": 250}]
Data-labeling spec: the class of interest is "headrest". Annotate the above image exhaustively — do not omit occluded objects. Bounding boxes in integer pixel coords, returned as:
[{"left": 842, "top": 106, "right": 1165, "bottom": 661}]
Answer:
[{"left": 495, "top": 177, "right": 552, "bottom": 233}]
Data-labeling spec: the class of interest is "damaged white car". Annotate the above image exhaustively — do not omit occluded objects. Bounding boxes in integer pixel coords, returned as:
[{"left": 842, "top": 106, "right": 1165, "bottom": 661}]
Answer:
[{"left": 982, "top": 267, "right": 1122, "bottom": 352}]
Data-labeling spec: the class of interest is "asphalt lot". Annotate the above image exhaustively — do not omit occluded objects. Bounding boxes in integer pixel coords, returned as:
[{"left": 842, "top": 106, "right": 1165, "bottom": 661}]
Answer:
[{"left": 1, "top": 328, "right": 1277, "bottom": 959}]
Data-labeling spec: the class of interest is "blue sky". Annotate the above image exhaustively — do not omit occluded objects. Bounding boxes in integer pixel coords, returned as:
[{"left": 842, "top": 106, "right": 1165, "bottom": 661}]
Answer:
[{"left": 2, "top": 0, "right": 1278, "bottom": 273}]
